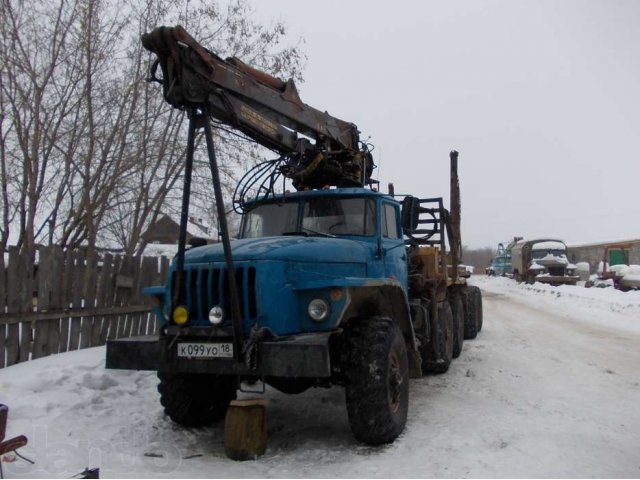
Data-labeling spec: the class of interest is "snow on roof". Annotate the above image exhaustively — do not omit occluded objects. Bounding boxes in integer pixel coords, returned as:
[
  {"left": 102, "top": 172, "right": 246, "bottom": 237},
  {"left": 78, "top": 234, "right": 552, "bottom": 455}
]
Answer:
[
  {"left": 531, "top": 240, "right": 566, "bottom": 250},
  {"left": 185, "top": 219, "right": 211, "bottom": 238},
  {"left": 142, "top": 243, "right": 179, "bottom": 258},
  {"left": 567, "top": 238, "right": 640, "bottom": 248}
]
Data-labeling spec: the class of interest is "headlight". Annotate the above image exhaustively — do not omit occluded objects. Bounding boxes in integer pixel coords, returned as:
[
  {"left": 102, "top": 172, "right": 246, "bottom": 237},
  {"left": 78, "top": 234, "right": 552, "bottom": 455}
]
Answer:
[
  {"left": 172, "top": 305, "right": 189, "bottom": 325},
  {"left": 209, "top": 305, "right": 224, "bottom": 325},
  {"left": 308, "top": 298, "right": 329, "bottom": 322}
]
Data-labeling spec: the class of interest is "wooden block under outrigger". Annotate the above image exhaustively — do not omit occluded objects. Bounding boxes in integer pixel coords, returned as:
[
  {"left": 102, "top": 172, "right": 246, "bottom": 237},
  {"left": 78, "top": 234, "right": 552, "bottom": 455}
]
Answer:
[{"left": 224, "top": 398, "right": 268, "bottom": 461}]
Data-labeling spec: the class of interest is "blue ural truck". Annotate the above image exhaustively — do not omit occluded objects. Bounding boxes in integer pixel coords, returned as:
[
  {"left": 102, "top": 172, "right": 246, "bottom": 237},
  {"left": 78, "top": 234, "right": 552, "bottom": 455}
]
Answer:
[{"left": 106, "top": 26, "right": 483, "bottom": 445}]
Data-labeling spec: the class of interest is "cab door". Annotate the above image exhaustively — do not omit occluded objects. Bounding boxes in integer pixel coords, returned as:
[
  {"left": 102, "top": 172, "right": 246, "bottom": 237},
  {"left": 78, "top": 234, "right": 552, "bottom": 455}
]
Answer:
[{"left": 381, "top": 202, "right": 407, "bottom": 288}]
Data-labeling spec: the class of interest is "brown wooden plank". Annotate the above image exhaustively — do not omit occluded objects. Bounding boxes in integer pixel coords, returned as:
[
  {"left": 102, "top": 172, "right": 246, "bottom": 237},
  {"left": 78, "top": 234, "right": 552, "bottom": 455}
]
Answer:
[
  {"left": 68, "top": 249, "right": 85, "bottom": 351},
  {"left": 0, "top": 251, "right": 6, "bottom": 313},
  {"left": 18, "top": 249, "right": 34, "bottom": 363},
  {"left": 128, "top": 254, "right": 143, "bottom": 337},
  {"left": 0, "top": 323, "right": 5, "bottom": 369},
  {"left": 80, "top": 249, "right": 98, "bottom": 349},
  {"left": 152, "top": 256, "right": 170, "bottom": 334},
  {"left": 47, "top": 246, "right": 64, "bottom": 356},
  {"left": 0, "top": 256, "right": 7, "bottom": 368},
  {"left": 58, "top": 248, "right": 74, "bottom": 353},
  {"left": 0, "top": 305, "right": 151, "bottom": 325},
  {"left": 106, "top": 255, "right": 123, "bottom": 341},
  {"left": 115, "top": 255, "right": 134, "bottom": 339},
  {"left": 92, "top": 253, "right": 111, "bottom": 346},
  {"left": 32, "top": 246, "right": 52, "bottom": 359},
  {"left": 137, "top": 256, "right": 157, "bottom": 335},
  {"left": 5, "top": 247, "right": 21, "bottom": 366}
]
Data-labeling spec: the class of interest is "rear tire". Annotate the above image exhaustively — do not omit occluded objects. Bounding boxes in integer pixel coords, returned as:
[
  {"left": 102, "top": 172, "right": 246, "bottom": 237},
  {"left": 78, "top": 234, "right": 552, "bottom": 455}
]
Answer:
[
  {"left": 157, "top": 372, "right": 236, "bottom": 427},
  {"left": 344, "top": 317, "right": 409, "bottom": 445},
  {"left": 422, "top": 300, "right": 454, "bottom": 374},
  {"left": 462, "top": 287, "right": 479, "bottom": 339},
  {"left": 472, "top": 286, "right": 483, "bottom": 332},
  {"left": 449, "top": 290, "right": 464, "bottom": 358}
]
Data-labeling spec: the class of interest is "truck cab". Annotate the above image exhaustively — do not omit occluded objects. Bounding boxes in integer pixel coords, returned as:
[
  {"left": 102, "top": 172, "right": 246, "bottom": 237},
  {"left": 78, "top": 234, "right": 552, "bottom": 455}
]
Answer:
[
  {"left": 511, "top": 238, "right": 579, "bottom": 285},
  {"left": 155, "top": 188, "right": 407, "bottom": 338}
]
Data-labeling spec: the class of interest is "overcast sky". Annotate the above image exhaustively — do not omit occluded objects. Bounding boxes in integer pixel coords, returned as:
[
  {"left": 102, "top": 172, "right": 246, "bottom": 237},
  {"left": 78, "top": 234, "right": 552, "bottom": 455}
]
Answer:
[{"left": 247, "top": 0, "right": 640, "bottom": 248}]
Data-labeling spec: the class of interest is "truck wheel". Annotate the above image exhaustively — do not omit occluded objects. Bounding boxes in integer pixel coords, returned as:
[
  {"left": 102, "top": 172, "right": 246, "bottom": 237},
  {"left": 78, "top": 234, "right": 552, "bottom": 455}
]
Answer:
[
  {"left": 462, "top": 287, "right": 479, "bottom": 339},
  {"left": 449, "top": 290, "right": 464, "bottom": 358},
  {"left": 344, "top": 317, "right": 409, "bottom": 445},
  {"left": 157, "top": 373, "right": 236, "bottom": 427},
  {"left": 423, "top": 301, "right": 454, "bottom": 374},
  {"left": 472, "top": 286, "right": 483, "bottom": 332}
]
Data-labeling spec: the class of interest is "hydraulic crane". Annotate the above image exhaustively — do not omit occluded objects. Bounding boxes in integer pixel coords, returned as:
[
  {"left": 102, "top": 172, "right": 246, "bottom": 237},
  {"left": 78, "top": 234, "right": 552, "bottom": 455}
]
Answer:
[{"left": 142, "top": 25, "right": 374, "bottom": 191}]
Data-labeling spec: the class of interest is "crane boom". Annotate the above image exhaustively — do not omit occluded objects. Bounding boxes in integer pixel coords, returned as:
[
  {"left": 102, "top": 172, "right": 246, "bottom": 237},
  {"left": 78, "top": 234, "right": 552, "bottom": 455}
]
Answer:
[{"left": 141, "top": 25, "right": 374, "bottom": 189}]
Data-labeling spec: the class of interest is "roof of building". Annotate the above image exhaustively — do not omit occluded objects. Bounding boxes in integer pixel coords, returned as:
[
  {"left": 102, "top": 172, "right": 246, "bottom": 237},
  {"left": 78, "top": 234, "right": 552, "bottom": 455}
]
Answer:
[{"left": 567, "top": 239, "right": 640, "bottom": 249}]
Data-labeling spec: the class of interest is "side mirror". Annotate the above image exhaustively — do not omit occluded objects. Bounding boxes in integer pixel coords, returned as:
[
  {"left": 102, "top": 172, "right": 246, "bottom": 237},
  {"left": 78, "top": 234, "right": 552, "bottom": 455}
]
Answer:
[{"left": 401, "top": 196, "right": 420, "bottom": 236}]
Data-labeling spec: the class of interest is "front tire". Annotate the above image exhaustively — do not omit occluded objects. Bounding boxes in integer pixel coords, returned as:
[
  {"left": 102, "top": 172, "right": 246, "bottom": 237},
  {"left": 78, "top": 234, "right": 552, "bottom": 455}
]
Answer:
[
  {"left": 344, "top": 317, "right": 409, "bottom": 445},
  {"left": 157, "top": 373, "right": 236, "bottom": 427}
]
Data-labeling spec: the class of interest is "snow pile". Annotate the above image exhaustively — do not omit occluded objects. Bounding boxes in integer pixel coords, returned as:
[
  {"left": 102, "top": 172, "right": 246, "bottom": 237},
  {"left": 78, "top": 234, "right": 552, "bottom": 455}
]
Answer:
[{"left": 475, "top": 276, "right": 640, "bottom": 334}]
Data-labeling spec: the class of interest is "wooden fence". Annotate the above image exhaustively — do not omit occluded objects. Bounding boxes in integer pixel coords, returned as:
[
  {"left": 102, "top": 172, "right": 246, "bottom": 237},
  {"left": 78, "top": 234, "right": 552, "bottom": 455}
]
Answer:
[{"left": 0, "top": 245, "right": 169, "bottom": 368}]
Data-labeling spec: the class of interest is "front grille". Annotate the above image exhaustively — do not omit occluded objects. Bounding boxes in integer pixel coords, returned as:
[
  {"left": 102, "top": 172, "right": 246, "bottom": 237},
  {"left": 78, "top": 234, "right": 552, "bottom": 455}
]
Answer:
[
  {"left": 171, "top": 265, "right": 258, "bottom": 324},
  {"left": 547, "top": 266, "right": 565, "bottom": 276}
]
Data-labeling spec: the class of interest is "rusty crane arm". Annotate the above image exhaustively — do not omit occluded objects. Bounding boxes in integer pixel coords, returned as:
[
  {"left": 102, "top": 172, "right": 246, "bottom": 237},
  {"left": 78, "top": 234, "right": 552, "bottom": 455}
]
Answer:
[{"left": 141, "top": 25, "right": 373, "bottom": 189}]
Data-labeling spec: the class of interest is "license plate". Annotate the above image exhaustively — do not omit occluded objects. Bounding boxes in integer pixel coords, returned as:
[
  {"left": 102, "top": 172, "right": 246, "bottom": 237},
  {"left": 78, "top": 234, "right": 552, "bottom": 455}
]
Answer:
[{"left": 177, "top": 342, "right": 233, "bottom": 359}]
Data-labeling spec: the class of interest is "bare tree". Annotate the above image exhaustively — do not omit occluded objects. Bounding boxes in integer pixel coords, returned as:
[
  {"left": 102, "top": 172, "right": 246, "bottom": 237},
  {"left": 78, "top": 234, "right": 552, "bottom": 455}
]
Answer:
[
  {"left": 0, "top": 0, "right": 83, "bottom": 255},
  {"left": 101, "top": 0, "right": 306, "bottom": 255},
  {"left": 0, "top": 0, "right": 305, "bottom": 257},
  {"left": 462, "top": 245, "right": 495, "bottom": 272}
]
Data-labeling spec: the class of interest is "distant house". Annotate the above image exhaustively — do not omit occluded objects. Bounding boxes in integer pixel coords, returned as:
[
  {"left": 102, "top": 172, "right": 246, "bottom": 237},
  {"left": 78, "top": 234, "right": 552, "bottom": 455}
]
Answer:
[
  {"left": 141, "top": 214, "right": 216, "bottom": 246},
  {"left": 567, "top": 239, "right": 640, "bottom": 273}
]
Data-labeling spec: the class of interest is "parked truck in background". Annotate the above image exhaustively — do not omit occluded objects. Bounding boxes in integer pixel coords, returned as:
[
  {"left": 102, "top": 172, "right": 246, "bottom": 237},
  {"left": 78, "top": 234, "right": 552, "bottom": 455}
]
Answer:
[
  {"left": 106, "top": 25, "right": 483, "bottom": 446},
  {"left": 511, "top": 238, "right": 579, "bottom": 285},
  {"left": 486, "top": 237, "right": 521, "bottom": 277}
]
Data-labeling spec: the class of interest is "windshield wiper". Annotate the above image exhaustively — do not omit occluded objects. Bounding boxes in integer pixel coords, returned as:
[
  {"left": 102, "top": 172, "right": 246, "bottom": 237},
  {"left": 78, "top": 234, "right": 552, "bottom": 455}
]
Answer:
[
  {"left": 302, "top": 227, "right": 335, "bottom": 238},
  {"left": 281, "top": 228, "right": 335, "bottom": 238}
]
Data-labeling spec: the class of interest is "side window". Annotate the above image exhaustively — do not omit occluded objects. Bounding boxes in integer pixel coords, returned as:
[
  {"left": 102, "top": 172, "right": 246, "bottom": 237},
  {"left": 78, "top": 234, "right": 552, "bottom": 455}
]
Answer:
[{"left": 382, "top": 204, "right": 400, "bottom": 239}]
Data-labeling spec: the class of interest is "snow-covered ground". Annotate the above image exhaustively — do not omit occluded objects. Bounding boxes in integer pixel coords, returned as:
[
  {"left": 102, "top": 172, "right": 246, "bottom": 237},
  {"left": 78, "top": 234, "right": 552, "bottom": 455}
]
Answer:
[{"left": 1, "top": 277, "right": 640, "bottom": 478}]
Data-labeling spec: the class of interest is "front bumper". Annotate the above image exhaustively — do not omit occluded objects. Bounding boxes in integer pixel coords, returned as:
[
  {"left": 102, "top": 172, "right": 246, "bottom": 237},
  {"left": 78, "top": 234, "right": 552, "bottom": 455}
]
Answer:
[
  {"left": 105, "top": 330, "right": 333, "bottom": 378},
  {"left": 535, "top": 275, "right": 580, "bottom": 286}
]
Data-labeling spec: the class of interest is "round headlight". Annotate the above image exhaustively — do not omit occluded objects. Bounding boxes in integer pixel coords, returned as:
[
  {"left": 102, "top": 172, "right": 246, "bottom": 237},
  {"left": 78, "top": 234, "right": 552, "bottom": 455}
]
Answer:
[
  {"left": 308, "top": 298, "right": 329, "bottom": 322},
  {"left": 209, "top": 305, "right": 224, "bottom": 325},
  {"left": 172, "top": 305, "right": 189, "bottom": 325}
]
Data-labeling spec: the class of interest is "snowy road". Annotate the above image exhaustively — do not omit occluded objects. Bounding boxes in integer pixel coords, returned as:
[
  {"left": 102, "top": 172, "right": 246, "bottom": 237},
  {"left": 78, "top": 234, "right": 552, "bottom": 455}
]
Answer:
[{"left": 2, "top": 278, "right": 640, "bottom": 478}]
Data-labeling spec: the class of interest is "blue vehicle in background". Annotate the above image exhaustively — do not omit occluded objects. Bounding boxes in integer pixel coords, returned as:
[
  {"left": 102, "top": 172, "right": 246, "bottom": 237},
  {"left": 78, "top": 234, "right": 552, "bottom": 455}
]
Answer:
[
  {"left": 487, "top": 242, "right": 514, "bottom": 277},
  {"left": 106, "top": 26, "right": 483, "bottom": 446}
]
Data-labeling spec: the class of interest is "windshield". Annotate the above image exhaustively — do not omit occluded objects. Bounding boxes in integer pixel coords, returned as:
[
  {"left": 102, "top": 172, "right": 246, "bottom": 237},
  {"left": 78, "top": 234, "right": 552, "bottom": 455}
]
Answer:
[
  {"left": 532, "top": 249, "right": 566, "bottom": 260},
  {"left": 241, "top": 202, "right": 298, "bottom": 238},
  {"left": 303, "top": 197, "right": 376, "bottom": 236},
  {"left": 241, "top": 197, "right": 376, "bottom": 238}
]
